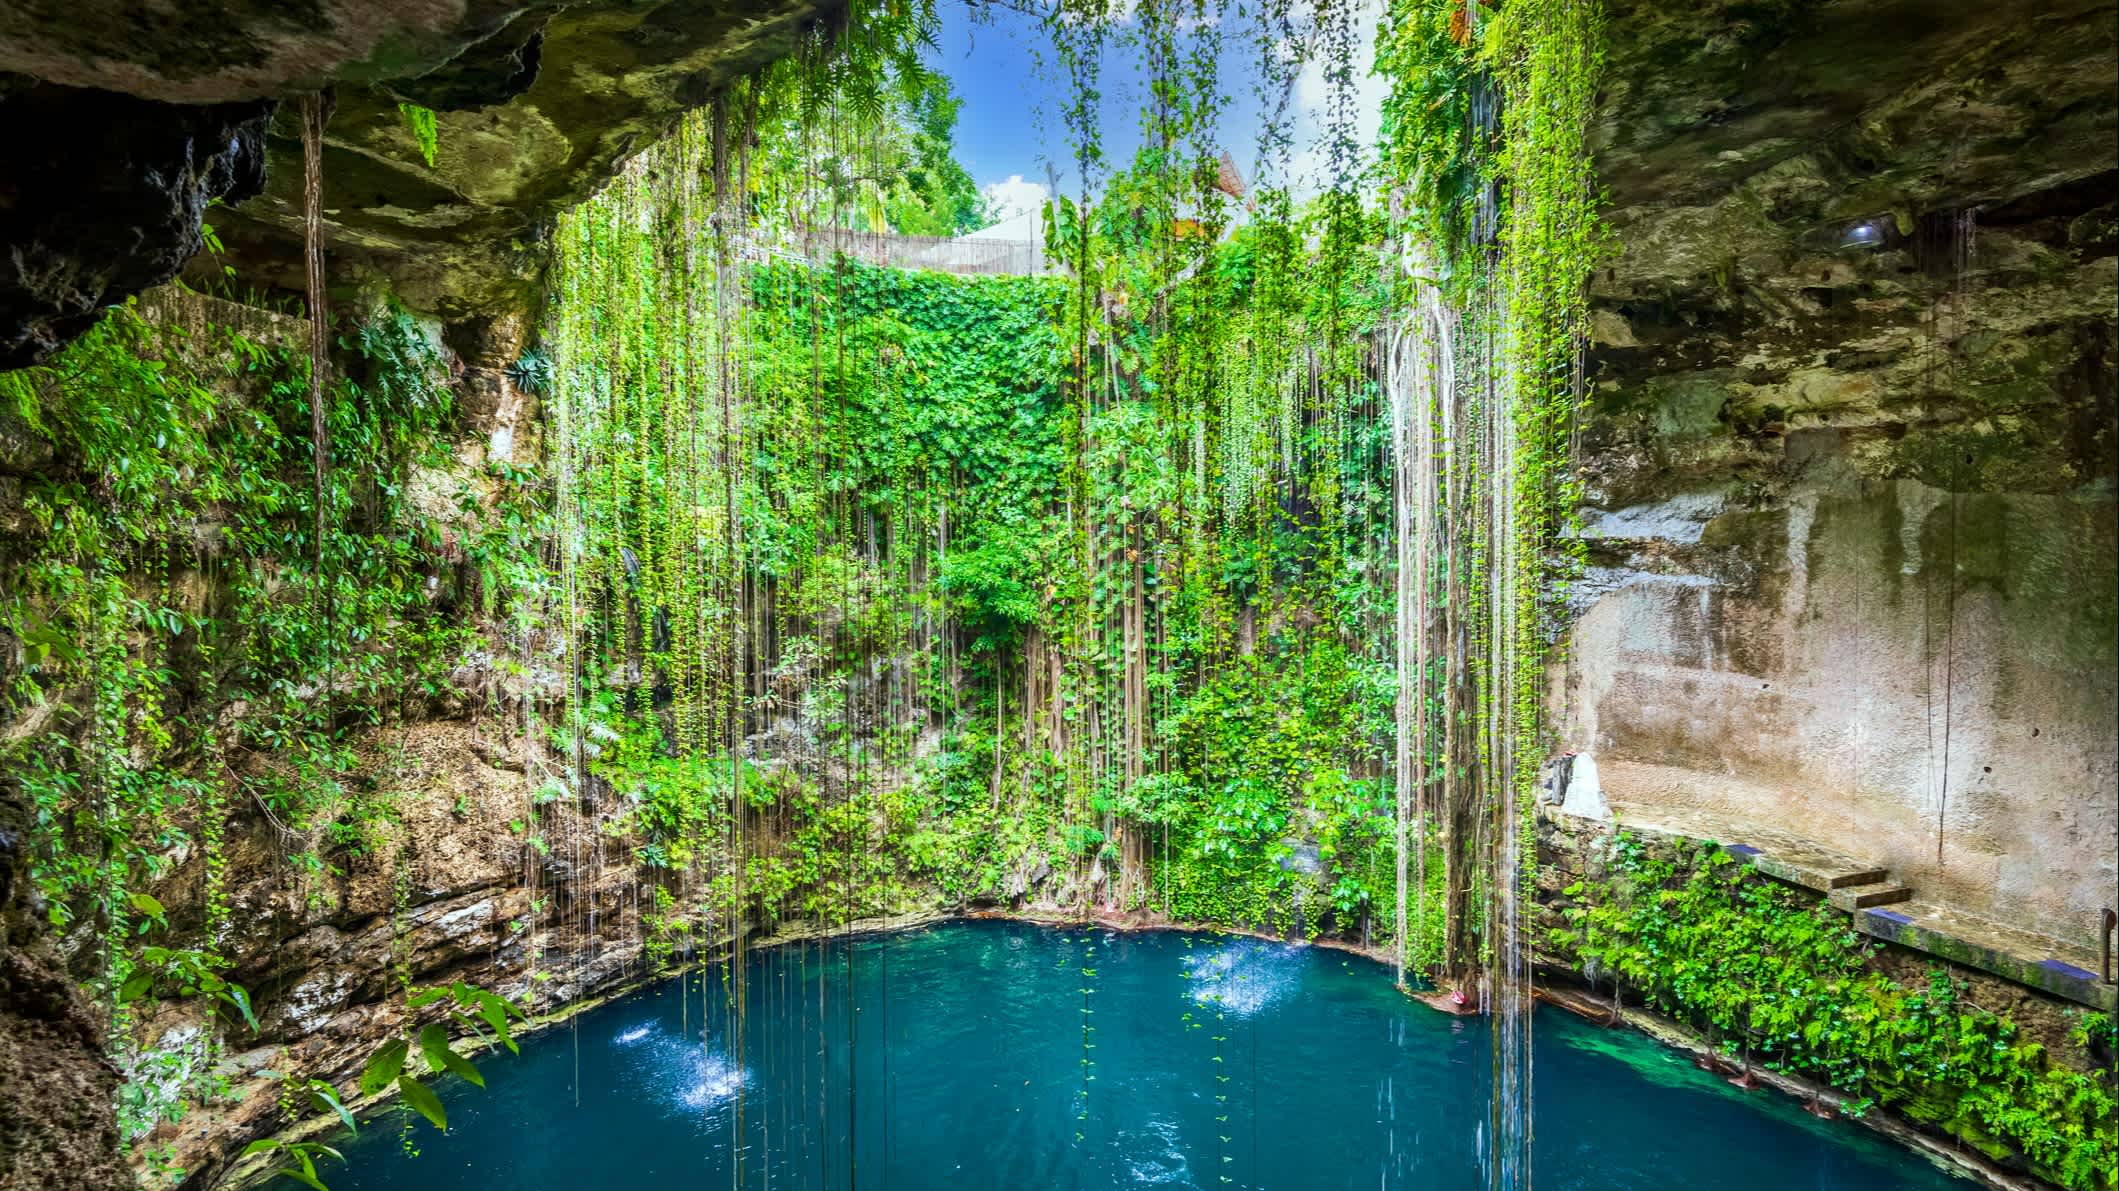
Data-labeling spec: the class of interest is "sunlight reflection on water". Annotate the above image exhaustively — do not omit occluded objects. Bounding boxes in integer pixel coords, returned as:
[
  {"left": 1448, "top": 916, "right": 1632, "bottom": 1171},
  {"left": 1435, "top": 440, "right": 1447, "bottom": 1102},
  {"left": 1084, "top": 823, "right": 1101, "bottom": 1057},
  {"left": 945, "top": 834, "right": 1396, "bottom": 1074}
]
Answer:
[
  {"left": 1111, "top": 1115, "right": 1193, "bottom": 1185},
  {"left": 610, "top": 1020, "right": 747, "bottom": 1119},
  {"left": 1183, "top": 939, "right": 1298, "bottom": 1016}
]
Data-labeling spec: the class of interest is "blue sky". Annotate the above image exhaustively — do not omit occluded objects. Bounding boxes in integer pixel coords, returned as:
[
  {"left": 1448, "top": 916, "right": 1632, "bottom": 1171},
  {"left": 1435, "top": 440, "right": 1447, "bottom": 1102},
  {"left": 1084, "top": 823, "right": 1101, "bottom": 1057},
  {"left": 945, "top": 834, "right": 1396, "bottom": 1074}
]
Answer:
[{"left": 929, "top": 0, "right": 1384, "bottom": 221}]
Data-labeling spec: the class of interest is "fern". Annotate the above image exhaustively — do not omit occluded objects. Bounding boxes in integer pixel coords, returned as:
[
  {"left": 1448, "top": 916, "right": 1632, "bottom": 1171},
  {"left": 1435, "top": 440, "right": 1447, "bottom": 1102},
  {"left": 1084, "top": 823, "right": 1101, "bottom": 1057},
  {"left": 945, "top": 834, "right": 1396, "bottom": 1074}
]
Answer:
[{"left": 397, "top": 102, "right": 438, "bottom": 168}]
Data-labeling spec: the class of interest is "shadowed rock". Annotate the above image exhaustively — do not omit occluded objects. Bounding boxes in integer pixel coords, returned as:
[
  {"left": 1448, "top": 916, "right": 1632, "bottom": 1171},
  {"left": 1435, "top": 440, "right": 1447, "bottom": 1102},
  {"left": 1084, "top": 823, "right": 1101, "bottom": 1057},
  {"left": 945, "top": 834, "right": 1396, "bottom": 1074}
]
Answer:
[
  {"left": 0, "top": 0, "right": 824, "bottom": 363},
  {"left": 0, "top": 82, "right": 271, "bottom": 368}
]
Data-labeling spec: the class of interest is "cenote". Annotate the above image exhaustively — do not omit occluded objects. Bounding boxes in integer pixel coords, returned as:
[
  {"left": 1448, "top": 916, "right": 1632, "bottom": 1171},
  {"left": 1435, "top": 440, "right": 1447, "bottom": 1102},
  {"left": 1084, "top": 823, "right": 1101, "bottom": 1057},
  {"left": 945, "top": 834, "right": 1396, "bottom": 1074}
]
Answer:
[
  {"left": 329, "top": 922, "right": 1967, "bottom": 1190},
  {"left": 1, "top": 0, "right": 2111, "bottom": 1188}
]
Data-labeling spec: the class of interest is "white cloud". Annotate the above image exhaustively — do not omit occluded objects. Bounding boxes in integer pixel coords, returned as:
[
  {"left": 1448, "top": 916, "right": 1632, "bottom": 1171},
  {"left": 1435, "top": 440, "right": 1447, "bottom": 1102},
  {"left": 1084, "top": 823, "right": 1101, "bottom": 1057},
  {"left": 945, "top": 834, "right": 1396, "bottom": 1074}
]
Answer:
[
  {"left": 1288, "top": 0, "right": 1386, "bottom": 198},
  {"left": 982, "top": 174, "right": 1051, "bottom": 222}
]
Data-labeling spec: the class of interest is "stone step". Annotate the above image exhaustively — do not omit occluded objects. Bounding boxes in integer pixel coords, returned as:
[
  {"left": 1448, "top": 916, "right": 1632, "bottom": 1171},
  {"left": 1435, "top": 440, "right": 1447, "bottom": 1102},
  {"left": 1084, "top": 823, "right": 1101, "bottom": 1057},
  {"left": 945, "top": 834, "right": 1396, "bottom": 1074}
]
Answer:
[
  {"left": 1829, "top": 883, "right": 1913, "bottom": 911},
  {"left": 1744, "top": 848, "right": 1889, "bottom": 893}
]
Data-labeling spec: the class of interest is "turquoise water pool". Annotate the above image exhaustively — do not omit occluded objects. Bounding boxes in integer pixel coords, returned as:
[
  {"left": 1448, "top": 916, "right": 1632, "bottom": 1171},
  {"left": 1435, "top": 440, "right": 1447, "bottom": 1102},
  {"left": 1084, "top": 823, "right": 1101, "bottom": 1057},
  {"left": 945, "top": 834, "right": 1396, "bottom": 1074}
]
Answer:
[{"left": 329, "top": 919, "right": 1966, "bottom": 1189}]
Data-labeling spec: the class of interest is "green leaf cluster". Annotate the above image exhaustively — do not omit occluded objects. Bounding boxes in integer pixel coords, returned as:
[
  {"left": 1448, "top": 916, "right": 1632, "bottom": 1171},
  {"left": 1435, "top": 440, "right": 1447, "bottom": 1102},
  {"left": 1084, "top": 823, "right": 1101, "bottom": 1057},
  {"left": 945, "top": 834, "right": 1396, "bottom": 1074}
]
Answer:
[{"left": 1555, "top": 838, "right": 2117, "bottom": 1189}]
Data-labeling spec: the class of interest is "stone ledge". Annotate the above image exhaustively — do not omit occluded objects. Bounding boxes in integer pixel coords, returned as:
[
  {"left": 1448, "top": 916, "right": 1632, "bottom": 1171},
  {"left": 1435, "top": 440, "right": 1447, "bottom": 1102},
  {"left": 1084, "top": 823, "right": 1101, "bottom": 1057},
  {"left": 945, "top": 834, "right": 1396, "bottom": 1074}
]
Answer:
[
  {"left": 1741, "top": 846, "right": 1887, "bottom": 893},
  {"left": 1855, "top": 901, "right": 2117, "bottom": 1015}
]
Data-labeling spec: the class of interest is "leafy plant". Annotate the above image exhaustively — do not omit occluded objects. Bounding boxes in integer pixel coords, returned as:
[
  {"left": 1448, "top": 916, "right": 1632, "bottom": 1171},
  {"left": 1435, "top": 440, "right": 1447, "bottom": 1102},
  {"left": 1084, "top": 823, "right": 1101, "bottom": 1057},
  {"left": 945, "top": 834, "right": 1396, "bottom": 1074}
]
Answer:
[
  {"left": 396, "top": 103, "right": 438, "bottom": 168},
  {"left": 1553, "top": 837, "right": 2117, "bottom": 1189}
]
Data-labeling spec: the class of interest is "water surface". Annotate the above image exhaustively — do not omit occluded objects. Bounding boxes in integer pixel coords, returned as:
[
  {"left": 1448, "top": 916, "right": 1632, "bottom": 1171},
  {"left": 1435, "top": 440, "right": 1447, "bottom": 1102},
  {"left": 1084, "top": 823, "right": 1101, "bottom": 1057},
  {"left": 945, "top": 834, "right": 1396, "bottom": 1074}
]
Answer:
[{"left": 332, "top": 920, "right": 1966, "bottom": 1189}]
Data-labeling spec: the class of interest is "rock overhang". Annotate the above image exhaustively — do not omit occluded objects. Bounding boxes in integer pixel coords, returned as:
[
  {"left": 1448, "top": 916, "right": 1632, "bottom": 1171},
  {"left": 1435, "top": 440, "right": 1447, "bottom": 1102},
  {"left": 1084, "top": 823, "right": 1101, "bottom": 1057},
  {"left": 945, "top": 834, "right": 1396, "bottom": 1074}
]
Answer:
[{"left": 0, "top": 0, "right": 829, "bottom": 364}]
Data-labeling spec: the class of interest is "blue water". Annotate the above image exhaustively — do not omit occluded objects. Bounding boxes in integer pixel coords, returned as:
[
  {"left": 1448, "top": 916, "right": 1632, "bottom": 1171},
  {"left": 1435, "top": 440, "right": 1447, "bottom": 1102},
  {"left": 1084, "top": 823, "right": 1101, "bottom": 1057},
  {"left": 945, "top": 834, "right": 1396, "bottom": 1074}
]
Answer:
[{"left": 330, "top": 920, "right": 1965, "bottom": 1189}]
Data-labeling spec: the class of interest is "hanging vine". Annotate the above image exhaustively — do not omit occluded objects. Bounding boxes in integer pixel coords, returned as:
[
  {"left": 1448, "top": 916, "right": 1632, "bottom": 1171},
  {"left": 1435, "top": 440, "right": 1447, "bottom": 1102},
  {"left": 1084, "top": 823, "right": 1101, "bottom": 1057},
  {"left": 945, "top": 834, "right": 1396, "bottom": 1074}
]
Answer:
[{"left": 16, "top": 4, "right": 2105, "bottom": 1190}]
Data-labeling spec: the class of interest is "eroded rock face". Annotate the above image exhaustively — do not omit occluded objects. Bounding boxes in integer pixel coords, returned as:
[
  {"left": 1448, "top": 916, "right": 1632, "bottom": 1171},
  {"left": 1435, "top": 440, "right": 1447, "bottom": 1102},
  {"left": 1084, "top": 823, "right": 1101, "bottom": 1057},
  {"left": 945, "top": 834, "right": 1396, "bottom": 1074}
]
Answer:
[
  {"left": 127, "top": 717, "right": 654, "bottom": 1190},
  {"left": 0, "top": 1, "right": 550, "bottom": 103},
  {"left": 0, "top": 785, "right": 127, "bottom": 1191},
  {"left": 0, "top": 83, "right": 271, "bottom": 368},
  {"left": 1567, "top": 0, "right": 2118, "bottom": 950},
  {"left": 206, "top": 0, "right": 819, "bottom": 317},
  {"left": 0, "top": 285, "right": 586, "bottom": 1189},
  {"left": 0, "top": 0, "right": 819, "bottom": 361}
]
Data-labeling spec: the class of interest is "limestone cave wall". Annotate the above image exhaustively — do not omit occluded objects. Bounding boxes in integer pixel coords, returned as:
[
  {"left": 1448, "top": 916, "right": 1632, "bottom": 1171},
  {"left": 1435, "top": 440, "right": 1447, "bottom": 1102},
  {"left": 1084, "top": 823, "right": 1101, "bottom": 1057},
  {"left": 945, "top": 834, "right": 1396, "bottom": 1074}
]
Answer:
[
  {"left": 0, "top": 0, "right": 826, "bottom": 368},
  {"left": 0, "top": 7, "right": 836, "bottom": 1185},
  {"left": 0, "top": 0, "right": 2111, "bottom": 1188},
  {"left": 1565, "top": 0, "right": 2118, "bottom": 953}
]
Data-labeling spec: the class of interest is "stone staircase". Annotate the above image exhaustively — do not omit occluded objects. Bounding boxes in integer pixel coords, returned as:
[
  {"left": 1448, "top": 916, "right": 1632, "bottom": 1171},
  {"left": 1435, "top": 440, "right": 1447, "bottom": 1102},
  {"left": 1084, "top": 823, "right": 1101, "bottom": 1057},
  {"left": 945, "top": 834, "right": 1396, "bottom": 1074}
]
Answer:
[{"left": 1723, "top": 840, "right": 1912, "bottom": 910}]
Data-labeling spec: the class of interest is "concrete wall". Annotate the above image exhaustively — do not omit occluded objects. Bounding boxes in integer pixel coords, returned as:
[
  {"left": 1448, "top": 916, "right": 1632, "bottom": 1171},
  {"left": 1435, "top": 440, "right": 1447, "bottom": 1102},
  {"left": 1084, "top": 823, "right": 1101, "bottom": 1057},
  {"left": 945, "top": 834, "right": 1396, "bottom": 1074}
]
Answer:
[
  {"left": 1563, "top": 465, "right": 2116, "bottom": 950},
  {"left": 1573, "top": 0, "right": 2118, "bottom": 956}
]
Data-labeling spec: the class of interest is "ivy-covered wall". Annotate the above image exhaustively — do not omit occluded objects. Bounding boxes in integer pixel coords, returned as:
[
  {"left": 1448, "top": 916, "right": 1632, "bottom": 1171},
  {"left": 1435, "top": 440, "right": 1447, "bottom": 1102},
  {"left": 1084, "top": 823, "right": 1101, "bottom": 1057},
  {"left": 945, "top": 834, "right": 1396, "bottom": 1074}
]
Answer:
[
  {"left": 0, "top": 281, "right": 572, "bottom": 1185},
  {"left": 1537, "top": 813, "right": 2117, "bottom": 1191}
]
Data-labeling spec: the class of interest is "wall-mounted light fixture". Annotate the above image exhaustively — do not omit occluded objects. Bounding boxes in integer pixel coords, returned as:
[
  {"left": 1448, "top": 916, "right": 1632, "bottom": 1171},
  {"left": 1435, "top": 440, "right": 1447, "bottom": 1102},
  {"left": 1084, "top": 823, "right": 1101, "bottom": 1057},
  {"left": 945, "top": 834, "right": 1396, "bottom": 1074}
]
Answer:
[{"left": 1839, "top": 220, "right": 1887, "bottom": 249}]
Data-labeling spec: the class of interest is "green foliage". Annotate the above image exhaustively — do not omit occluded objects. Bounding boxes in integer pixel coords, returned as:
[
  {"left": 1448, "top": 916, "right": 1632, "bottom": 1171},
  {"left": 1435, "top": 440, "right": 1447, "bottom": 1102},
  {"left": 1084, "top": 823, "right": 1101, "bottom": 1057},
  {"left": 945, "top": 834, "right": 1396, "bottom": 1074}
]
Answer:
[
  {"left": 237, "top": 982, "right": 519, "bottom": 1189},
  {"left": 0, "top": 291, "right": 505, "bottom": 1177},
  {"left": 1554, "top": 838, "right": 2118, "bottom": 1189},
  {"left": 734, "top": 2, "right": 985, "bottom": 237},
  {"left": 1376, "top": 0, "right": 1485, "bottom": 266},
  {"left": 1139, "top": 642, "right": 1396, "bottom": 936},
  {"left": 545, "top": 0, "right": 1415, "bottom": 954},
  {"left": 118, "top": 946, "right": 258, "bottom": 1032},
  {"left": 241, "top": 1135, "right": 345, "bottom": 1191},
  {"left": 884, "top": 82, "right": 991, "bottom": 235},
  {"left": 1, "top": 298, "right": 472, "bottom": 916},
  {"left": 942, "top": 527, "right": 1053, "bottom": 651},
  {"left": 396, "top": 103, "right": 438, "bottom": 169}
]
